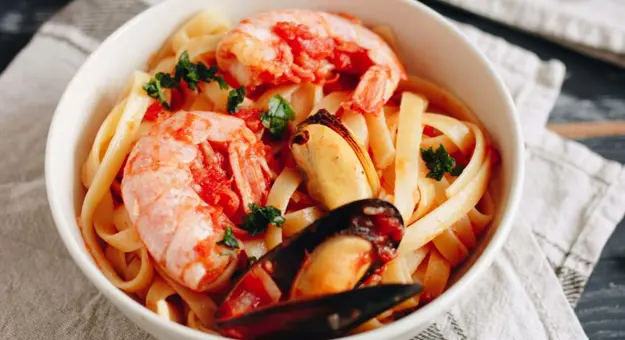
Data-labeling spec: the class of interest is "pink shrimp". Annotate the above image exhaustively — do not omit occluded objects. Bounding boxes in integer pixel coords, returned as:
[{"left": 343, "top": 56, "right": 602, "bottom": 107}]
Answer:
[
  {"left": 121, "top": 111, "right": 272, "bottom": 291},
  {"left": 216, "top": 9, "right": 407, "bottom": 115}
]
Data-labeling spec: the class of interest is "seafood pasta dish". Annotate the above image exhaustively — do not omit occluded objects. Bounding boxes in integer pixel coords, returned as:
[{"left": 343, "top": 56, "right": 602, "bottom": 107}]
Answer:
[{"left": 79, "top": 8, "right": 498, "bottom": 339}]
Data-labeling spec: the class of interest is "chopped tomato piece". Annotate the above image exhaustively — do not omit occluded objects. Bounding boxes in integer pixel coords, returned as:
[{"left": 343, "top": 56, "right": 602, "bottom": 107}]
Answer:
[
  {"left": 233, "top": 108, "right": 264, "bottom": 133},
  {"left": 170, "top": 81, "right": 189, "bottom": 112},
  {"left": 217, "top": 266, "right": 282, "bottom": 319},
  {"left": 423, "top": 126, "right": 438, "bottom": 137},
  {"left": 144, "top": 102, "right": 165, "bottom": 122}
]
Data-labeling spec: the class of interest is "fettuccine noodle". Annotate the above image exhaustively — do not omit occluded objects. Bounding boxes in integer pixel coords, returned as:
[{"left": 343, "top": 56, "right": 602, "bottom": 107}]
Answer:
[{"left": 78, "top": 10, "right": 498, "bottom": 336}]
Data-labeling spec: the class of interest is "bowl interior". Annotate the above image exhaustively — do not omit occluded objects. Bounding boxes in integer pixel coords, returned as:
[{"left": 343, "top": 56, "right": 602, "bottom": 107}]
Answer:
[{"left": 46, "top": 0, "right": 522, "bottom": 339}]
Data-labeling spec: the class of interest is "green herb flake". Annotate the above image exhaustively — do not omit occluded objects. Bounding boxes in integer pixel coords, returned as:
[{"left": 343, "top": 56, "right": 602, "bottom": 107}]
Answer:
[
  {"left": 198, "top": 64, "right": 229, "bottom": 90},
  {"left": 260, "top": 95, "right": 296, "bottom": 139},
  {"left": 227, "top": 86, "right": 246, "bottom": 114},
  {"left": 241, "top": 204, "right": 285, "bottom": 236},
  {"left": 142, "top": 78, "right": 169, "bottom": 109},
  {"left": 146, "top": 51, "right": 230, "bottom": 94},
  {"left": 215, "top": 76, "right": 229, "bottom": 90},
  {"left": 173, "top": 51, "right": 199, "bottom": 90},
  {"left": 175, "top": 51, "right": 230, "bottom": 91},
  {"left": 421, "top": 145, "right": 456, "bottom": 181},
  {"left": 216, "top": 226, "right": 239, "bottom": 249},
  {"left": 144, "top": 50, "right": 233, "bottom": 111},
  {"left": 156, "top": 72, "right": 178, "bottom": 89},
  {"left": 450, "top": 164, "right": 465, "bottom": 177}
]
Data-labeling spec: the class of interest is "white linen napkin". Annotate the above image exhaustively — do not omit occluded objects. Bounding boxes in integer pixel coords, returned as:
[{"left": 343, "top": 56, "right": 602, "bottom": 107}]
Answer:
[
  {"left": 438, "top": 0, "right": 625, "bottom": 67},
  {"left": 403, "top": 22, "right": 625, "bottom": 340},
  {"left": 1, "top": 1, "right": 624, "bottom": 339}
]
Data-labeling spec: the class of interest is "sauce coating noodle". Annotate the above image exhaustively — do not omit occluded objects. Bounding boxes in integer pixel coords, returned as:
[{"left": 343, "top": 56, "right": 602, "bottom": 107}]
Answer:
[{"left": 79, "top": 10, "right": 497, "bottom": 337}]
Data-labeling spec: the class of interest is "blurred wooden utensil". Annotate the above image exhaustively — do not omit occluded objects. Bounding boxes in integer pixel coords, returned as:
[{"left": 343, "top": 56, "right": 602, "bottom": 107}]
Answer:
[{"left": 548, "top": 121, "right": 625, "bottom": 139}]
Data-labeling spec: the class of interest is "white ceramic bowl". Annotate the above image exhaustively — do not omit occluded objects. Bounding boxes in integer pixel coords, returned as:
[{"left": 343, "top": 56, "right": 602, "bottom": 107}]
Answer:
[{"left": 45, "top": 0, "right": 523, "bottom": 339}]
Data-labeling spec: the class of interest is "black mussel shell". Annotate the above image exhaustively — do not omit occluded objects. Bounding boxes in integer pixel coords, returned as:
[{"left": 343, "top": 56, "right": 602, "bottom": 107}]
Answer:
[
  {"left": 218, "top": 283, "right": 423, "bottom": 340},
  {"left": 293, "top": 110, "right": 381, "bottom": 196},
  {"left": 216, "top": 199, "right": 405, "bottom": 320}
]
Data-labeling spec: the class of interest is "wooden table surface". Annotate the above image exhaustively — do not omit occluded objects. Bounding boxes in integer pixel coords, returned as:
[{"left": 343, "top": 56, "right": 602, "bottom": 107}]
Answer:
[{"left": 1, "top": 0, "right": 624, "bottom": 338}]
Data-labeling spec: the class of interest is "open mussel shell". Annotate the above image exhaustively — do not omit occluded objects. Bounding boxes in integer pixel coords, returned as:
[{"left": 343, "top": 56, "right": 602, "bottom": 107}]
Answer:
[
  {"left": 217, "top": 283, "right": 423, "bottom": 340},
  {"left": 291, "top": 110, "right": 381, "bottom": 210},
  {"left": 215, "top": 199, "right": 407, "bottom": 338}
]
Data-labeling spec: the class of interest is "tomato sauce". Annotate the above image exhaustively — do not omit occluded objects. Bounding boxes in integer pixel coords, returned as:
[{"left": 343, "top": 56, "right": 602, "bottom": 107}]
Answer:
[
  {"left": 217, "top": 266, "right": 282, "bottom": 319},
  {"left": 170, "top": 81, "right": 188, "bottom": 111},
  {"left": 232, "top": 107, "right": 264, "bottom": 133},
  {"left": 371, "top": 214, "right": 404, "bottom": 262},
  {"left": 272, "top": 22, "right": 334, "bottom": 60},
  {"left": 329, "top": 39, "right": 373, "bottom": 74},
  {"left": 190, "top": 142, "right": 241, "bottom": 218},
  {"left": 144, "top": 101, "right": 165, "bottom": 122},
  {"left": 348, "top": 212, "right": 403, "bottom": 264}
]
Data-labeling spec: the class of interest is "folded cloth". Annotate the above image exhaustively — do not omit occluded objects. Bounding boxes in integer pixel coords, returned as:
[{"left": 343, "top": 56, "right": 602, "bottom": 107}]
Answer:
[
  {"left": 0, "top": 1, "right": 624, "bottom": 339},
  {"left": 437, "top": 0, "right": 625, "bottom": 67},
  {"left": 404, "top": 22, "right": 625, "bottom": 340}
]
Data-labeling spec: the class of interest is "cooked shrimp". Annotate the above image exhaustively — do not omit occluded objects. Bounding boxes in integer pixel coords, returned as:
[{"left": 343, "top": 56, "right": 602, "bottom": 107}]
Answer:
[
  {"left": 121, "top": 111, "right": 272, "bottom": 291},
  {"left": 216, "top": 9, "right": 406, "bottom": 115}
]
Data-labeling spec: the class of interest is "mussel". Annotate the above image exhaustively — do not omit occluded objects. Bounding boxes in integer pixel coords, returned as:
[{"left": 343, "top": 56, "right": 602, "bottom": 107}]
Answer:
[
  {"left": 215, "top": 199, "right": 423, "bottom": 339},
  {"left": 291, "top": 110, "right": 381, "bottom": 210}
]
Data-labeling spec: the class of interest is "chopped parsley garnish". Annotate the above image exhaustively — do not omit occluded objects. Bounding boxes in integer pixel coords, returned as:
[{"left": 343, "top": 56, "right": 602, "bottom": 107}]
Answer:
[
  {"left": 241, "top": 204, "right": 285, "bottom": 236},
  {"left": 260, "top": 95, "right": 296, "bottom": 139},
  {"left": 156, "top": 72, "right": 178, "bottom": 89},
  {"left": 174, "top": 51, "right": 200, "bottom": 90},
  {"left": 197, "top": 64, "right": 229, "bottom": 90},
  {"left": 143, "top": 77, "right": 170, "bottom": 109},
  {"left": 217, "top": 226, "right": 239, "bottom": 249},
  {"left": 450, "top": 164, "right": 465, "bottom": 176},
  {"left": 143, "top": 50, "right": 229, "bottom": 108},
  {"left": 227, "top": 86, "right": 246, "bottom": 114},
  {"left": 421, "top": 145, "right": 456, "bottom": 181},
  {"left": 174, "top": 51, "right": 229, "bottom": 90}
]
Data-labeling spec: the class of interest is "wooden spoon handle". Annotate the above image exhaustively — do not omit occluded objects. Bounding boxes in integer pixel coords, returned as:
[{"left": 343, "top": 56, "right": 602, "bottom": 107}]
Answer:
[{"left": 547, "top": 121, "right": 625, "bottom": 139}]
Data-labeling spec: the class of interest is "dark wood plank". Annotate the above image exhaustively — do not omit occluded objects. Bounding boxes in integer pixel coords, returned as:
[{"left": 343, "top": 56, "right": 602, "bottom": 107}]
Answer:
[
  {"left": 576, "top": 216, "right": 625, "bottom": 340},
  {"left": 0, "top": 0, "right": 70, "bottom": 72},
  {"left": 570, "top": 127, "right": 625, "bottom": 339},
  {"left": 576, "top": 136, "right": 625, "bottom": 164},
  {"left": 573, "top": 135, "right": 625, "bottom": 340}
]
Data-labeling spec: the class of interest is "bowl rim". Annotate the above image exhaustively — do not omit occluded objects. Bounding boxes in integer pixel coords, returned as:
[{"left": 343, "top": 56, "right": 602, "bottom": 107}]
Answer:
[{"left": 45, "top": 0, "right": 524, "bottom": 339}]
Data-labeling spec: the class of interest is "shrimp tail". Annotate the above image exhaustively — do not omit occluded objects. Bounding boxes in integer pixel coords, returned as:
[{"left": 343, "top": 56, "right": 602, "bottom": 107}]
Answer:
[
  {"left": 343, "top": 65, "right": 395, "bottom": 115},
  {"left": 217, "top": 10, "right": 406, "bottom": 115}
]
